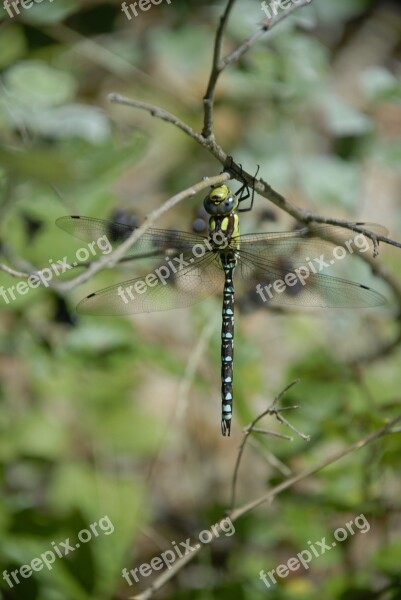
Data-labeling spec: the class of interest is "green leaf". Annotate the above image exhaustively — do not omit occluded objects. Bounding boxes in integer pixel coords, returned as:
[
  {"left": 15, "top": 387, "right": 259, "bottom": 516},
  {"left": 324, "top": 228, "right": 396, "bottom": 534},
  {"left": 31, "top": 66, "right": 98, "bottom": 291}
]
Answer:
[
  {"left": 300, "top": 155, "right": 361, "bottom": 208},
  {"left": 0, "top": 146, "right": 74, "bottom": 184},
  {"left": 3, "top": 60, "right": 76, "bottom": 107},
  {"left": 361, "top": 66, "right": 401, "bottom": 101},
  {"left": 29, "top": 104, "right": 111, "bottom": 143},
  {"left": 321, "top": 94, "right": 373, "bottom": 136},
  {"left": 64, "top": 323, "right": 135, "bottom": 353}
]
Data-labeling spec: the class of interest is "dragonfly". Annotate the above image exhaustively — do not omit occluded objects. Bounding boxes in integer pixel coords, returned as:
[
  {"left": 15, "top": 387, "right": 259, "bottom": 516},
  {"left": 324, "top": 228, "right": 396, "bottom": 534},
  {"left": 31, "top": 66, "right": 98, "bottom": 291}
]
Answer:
[{"left": 57, "top": 178, "right": 386, "bottom": 436}]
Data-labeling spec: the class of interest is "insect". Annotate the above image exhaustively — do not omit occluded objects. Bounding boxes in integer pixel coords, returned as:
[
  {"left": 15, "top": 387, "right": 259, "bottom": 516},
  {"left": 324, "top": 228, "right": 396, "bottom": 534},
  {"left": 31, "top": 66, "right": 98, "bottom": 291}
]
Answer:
[{"left": 57, "top": 173, "right": 386, "bottom": 436}]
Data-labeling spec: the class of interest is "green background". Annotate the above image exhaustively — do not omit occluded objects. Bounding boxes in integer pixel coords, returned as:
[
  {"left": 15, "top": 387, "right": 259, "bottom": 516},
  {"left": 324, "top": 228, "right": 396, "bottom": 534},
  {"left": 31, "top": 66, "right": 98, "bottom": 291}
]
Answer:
[{"left": 0, "top": 1, "right": 401, "bottom": 598}]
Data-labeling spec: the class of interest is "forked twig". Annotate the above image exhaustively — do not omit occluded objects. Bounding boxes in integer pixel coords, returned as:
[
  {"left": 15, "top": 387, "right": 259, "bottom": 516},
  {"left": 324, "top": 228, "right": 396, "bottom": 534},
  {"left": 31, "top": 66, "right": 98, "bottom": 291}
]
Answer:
[
  {"left": 202, "top": 0, "right": 236, "bottom": 139},
  {"left": 230, "top": 379, "right": 303, "bottom": 510},
  {"left": 222, "top": 0, "right": 313, "bottom": 70},
  {"left": 131, "top": 413, "right": 401, "bottom": 599}
]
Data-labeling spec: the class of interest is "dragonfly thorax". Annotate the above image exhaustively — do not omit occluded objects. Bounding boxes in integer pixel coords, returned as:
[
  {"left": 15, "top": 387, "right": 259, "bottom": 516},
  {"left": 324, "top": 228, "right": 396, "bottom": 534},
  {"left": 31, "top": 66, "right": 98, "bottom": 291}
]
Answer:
[
  {"left": 208, "top": 213, "right": 240, "bottom": 251},
  {"left": 204, "top": 184, "right": 239, "bottom": 216}
]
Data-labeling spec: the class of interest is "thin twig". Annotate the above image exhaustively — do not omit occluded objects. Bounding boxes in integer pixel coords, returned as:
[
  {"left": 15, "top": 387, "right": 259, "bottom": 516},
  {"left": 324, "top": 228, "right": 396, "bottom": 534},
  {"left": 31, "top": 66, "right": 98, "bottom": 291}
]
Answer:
[
  {"left": 274, "top": 408, "right": 310, "bottom": 441},
  {"left": 0, "top": 263, "right": 30, "bottom": 279},
  {"left": 247, "top": 438, "right": 292, "bottom": 477},
  {"left": 108, "top": 94, "right": 206, "bottom": 146},
  {"left": 248, "top": 427, "right": 293, "bottom": 439},
  {"left": 176, "top": 316, "right": 218, "bottom": 422},
  {"left": 230, "top": 379, "right": 301, "bottom": 510},
  {"left": 202, "top": 0, "right": 313, "bottom": 136},
  {"left": 131, "top": 413, "right": 401, "bottom": 599},
  {"left": 144, "top": 316, "right": 218, "bottom": 489},
  {"left": 221, "top": 0, "right": 314, "bottom": 70},
  {"left": 106, "top": 95, "right": 401, "bottom": 258},
  {"left": 1, "top": 174, "right": 231, "bottom": 296},
  {"left": 202, "top": 0, "right": 236, "bottom": 139},
  {"left": 56, "top": 173, "right": 230, "bottom": 292},
  {"left": 230, "top": 413, "right": 401, "bottom": 520}
]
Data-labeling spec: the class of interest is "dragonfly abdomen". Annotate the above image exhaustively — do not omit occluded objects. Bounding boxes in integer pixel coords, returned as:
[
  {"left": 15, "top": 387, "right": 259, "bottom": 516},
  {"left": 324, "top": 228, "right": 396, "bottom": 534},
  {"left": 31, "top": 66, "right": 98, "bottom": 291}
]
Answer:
[{"left": 220, "top": 252, "right": 237, "bottom": 436}]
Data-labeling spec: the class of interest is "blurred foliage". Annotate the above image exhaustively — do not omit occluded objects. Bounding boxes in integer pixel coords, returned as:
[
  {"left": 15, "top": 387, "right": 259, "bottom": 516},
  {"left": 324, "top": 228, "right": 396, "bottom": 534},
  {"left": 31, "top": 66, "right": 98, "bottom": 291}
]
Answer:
[{"left": 0, "top": 1, "right": 401, "bottom": 599}]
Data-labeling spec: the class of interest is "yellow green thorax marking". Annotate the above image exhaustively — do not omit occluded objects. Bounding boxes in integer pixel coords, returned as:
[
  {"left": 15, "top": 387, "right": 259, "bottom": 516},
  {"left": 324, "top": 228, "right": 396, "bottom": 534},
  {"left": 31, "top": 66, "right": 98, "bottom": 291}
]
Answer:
[{"left": 209, "top": 213, "right": 240, "bottom": 248}]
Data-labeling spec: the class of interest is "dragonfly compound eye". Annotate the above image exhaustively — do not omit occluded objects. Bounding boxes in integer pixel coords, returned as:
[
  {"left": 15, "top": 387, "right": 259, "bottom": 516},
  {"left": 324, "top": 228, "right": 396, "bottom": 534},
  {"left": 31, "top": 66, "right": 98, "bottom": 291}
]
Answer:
[{"left": 204, "top": 187, "right": 238, "bottom": 216}]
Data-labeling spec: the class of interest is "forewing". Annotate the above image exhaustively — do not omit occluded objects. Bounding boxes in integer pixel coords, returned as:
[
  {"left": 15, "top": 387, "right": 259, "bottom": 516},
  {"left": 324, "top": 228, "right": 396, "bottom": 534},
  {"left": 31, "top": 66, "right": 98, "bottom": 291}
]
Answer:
[
  {"left": 237, "top": 223, "right": 388, "bottom": 267},
  {"left": 56, "top": 216, "right": 208, "bottom": 260}
]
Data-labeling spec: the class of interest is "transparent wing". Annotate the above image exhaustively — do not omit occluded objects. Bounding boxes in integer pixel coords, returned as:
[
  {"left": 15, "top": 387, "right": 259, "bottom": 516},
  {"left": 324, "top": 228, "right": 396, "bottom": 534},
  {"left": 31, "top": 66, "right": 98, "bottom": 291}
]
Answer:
[
  {"left": 237, "top": 223, "right": 387, "bottom": 264},
  {"left": 77, "top": 252, "right": 224, "bottom": 316},
  {"left": 236, "top": 223, "right": 387, "bottom": 308},
  {"left": 56, "top": 215, "right": 208, "bottom": 260}
]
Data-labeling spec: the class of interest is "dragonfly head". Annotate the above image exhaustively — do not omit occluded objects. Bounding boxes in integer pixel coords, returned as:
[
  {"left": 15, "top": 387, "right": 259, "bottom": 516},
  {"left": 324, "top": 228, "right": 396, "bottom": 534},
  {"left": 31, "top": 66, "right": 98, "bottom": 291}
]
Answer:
[{"left": 204, "top": 185, "right": 239, "bottom": 216}]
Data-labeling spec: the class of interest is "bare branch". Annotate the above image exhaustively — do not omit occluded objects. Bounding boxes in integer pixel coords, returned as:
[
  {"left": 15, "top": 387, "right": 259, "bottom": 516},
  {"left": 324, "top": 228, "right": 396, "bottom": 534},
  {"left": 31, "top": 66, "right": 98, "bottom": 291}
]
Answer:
[
  {"left": 230, "top": 413, "right": 401, "bottom": 520},
  {"left": 248, "top": 427, "right": 293, "bottom": 439},
  {"left": 230, "top": 379, "right": 301, "bottom": 510},
  {"left": 248, "top": 438, "right": 293, "bottom": 477},
  {"left": 202, "top": 0, "right": 236, "bottom": 139},
  {"left": 106, "top": 94, "right": 401, "bottom": 259},
  {"left": 0, "top": 263, "right": 30, "bottom": 279},
  {"left": 57, "top": 173, "right": 230, "bottom": 292},
  {"left": 202, "top": 0, "right": 313, "bottom": 138},
  {"left": 131, "top": 413, "right": 401, "bottom": 599},
  {"left": 222, "top": 0, "right": 314, "bottom": 70},
  {"left": 0, "top": 175, "right": 230, "bottom": 296},
  {"left": 108, "top": 93, "right": 206, "bottom": 146},
  {"left": 176, "top": 316, "right": 218, "bottom": 422}
]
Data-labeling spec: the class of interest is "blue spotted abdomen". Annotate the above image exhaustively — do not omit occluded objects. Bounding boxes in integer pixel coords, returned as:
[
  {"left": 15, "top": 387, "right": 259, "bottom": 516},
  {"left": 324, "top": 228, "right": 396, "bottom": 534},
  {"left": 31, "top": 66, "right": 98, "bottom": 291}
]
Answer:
[{"left": 220, "top": 252, "right": 236, "bottom": 436}]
